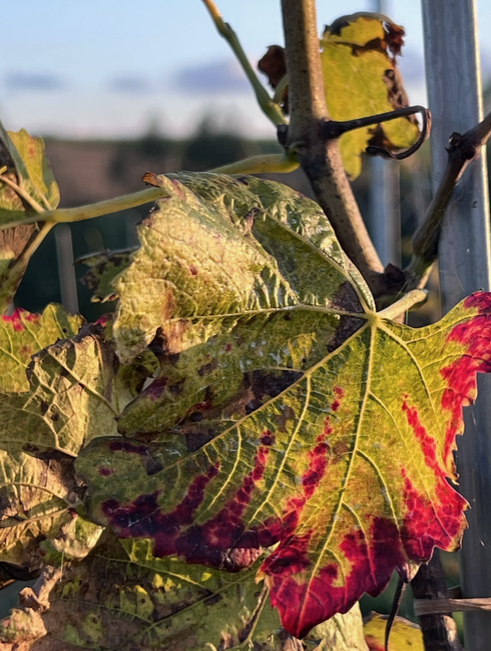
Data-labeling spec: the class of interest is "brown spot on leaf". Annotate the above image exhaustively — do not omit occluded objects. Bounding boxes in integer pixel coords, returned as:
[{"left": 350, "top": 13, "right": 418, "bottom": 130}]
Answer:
[
  {"left": 39, "top": 400, "right": 49, "bottom": 416},
  {"left": 328, "top": 316, "right": 365, "bottom": 353},
  {"left": 331, "top": 281, "right": 364, "bottom": 313},
  {"left": 198, "top": 359, "right": 219, "bottom": 376},
  {"left": 249, "top": 369, "right": 303, "bottom": 402},
  {"left": 185, "top": 429, "right": 216, "bottom": 452}
]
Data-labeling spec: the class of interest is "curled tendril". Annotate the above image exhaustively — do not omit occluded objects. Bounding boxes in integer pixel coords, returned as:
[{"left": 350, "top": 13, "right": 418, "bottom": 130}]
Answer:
[{"left": 365, "top": 107, "right": 431, "bottom": 160}]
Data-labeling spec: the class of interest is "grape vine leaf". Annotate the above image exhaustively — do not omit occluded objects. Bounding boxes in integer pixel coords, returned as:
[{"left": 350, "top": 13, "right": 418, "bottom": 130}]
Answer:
[
  {"left": 321, "top": 13, "right": 420, "bottom": 179},
  {"left": 77, "top": 248, "right": 136, "bottom": 303},
  {"left": 76, "top": 175, "right": 490, "bottom": 637},
  {"left": 0, "top": 445, "right": 78, "bottom": 568},
  {"left": 0, "top": 123, "right": 60, "bottom": 222},
  {"left": 0, "top": 320, "right": 160, "bottom": 456},
  {"left": 78, "top": 173, "right": 491, "bottom": 638},
  {"left": 364, "top": 612, "right": 424, "bottom": 651},
  {"left": 0, "top": 123, "right": 62, "bottom": 311},
  {"left": 0, "top": 324, "right": 120, "bottom": 455},
  {"left": 112, "top": 172, "right": 373, "bottom": 363},
  {"left": 79, "top": 269, "right": 491, "bottom": 640}
]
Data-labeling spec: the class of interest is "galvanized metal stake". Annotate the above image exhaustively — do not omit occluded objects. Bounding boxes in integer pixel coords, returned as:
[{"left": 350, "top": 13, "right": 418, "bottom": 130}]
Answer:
[
  {"left": 422, "top": 1, "right": 491, "bottom": 649},
  {"left": 367, "top": 0, "right": 401, "bottom": 268},
  {"left": 55, "top": 224, "right": 79, "bottom": 315}
]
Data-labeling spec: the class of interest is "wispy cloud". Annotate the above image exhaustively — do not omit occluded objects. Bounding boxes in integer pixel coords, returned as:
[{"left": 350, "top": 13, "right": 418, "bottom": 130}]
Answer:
[
  {"left": 106, "top": 74, "right": 153, "bottom": 95},
  {"left": 173, "top": 59, "right": 251, "bottom": 94},
  {"left": 4, "top": 72, "right": 67, "bottom": 92}
]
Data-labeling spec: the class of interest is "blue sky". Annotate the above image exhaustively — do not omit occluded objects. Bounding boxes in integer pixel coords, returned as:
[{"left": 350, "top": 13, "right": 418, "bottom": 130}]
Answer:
[{"left": 1, "top": 0, "right": 490, "bottom": 139}]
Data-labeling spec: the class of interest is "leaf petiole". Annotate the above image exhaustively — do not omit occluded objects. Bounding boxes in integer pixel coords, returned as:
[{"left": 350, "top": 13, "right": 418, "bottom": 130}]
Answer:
[
  {"left": 0, "top": 186, "right": 167, "bottom": 232},
  {"left": 377, "top": 289, "right": 428, "bottom": 320}
]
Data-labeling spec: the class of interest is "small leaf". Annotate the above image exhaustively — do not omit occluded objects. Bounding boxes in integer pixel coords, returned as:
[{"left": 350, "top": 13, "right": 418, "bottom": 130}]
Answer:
[
  {"left": 321, "top": 13, "right": 419, "bottom": 178},
  {"left": 0, "top": 304, "right": 82, "bottom": 393},
  {"left": 77, "top": 292, "right": 491, "bottom": 638},
  {"left": 364, "top": 612, "right": 424, "bottom": 651},
  {"left": 0, "top": 317, "right": 159, "bottom": 458},
  {"left": 0, "top": 124, "right": 61, "bottom": 310},
  {"left": 77, "top": 248, "right": 136, "bottom": 303},
  {"left": 0, "top": 124, "right": 60, "bottom": 221},
  {"left": 0, "top": 445, "right": 77, "bottom": 567},
  {"left": 39, "top": 516, "right": 104, "bottom": 564},
  {"left": 0, "top": 324, "right": 119, "bottom": 455}
]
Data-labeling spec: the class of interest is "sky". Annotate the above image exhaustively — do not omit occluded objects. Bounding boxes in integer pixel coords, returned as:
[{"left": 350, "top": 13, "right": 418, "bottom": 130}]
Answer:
[{"left": 1, "top": 0, "right": 490, "bottom": 140}]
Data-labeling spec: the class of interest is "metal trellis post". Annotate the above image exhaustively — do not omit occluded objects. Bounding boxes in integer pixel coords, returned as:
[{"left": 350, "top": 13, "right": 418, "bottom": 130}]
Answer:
[
  {"left": 422, "top": 1, "right": 491, "bottom": 649},
  {"left": 368, "top": 0, "right": 401, "bottom": 268}
]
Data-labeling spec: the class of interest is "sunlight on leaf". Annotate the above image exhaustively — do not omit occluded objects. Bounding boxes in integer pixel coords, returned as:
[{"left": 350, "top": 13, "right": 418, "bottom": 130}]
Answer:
[
  {"left": 321, "top": 14, "right": 420, "bottom": 179},
  {"left": 0, "top": 304, "right": 81, "bottom": 393},
  {"left": 113, "top": 173, "right": 373, "bottom": 363},
  {"left": 364, "top": 612, "right": 424, "bottom": 650},
  {"left": 0, "top": 445, "right": 76, "bottom": 566},
  {"left": 0, "top": 124, "right": 59, "bottom": 221}
]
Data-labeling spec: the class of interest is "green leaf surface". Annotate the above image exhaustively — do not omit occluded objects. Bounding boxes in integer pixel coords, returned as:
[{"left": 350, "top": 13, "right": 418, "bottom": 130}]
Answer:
[
  {"left": 78, "top": 248, "right": 136, "bottom": 303},
  {"left": 113, "top": 173, "right": 374, "bottom": 363},
  {"left": 77, "top": 292, "right": 491, "bottom": 638},
  {"left": 0, "top": 324, "right": 119, "bottom": 456},
  {"left": 0, "top": 304, "right": 82, "bottom": 393},
  {"left": 0, "top": 124, "right": 61, "bottom": 312},
  {"left": 0, "top": 446, "right": 77, "bottom": 566},
  {"left": 36, "top": 536, "right": 282, "bottom": 650},
  {"left": 0, "top": 124, "right": 60, "bottom": 221},
  {"left": 321, "top": 14, "right": 419, "bottom": 179},
  {"left": 0, "top": 317, "right": 159, "bottom": 458},
  {"left": 364, "top": 612, "right": 424, "bottom": 650}
]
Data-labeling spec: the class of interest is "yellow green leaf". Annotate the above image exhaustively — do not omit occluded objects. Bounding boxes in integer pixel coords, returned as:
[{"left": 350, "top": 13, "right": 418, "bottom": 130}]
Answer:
[
  {"left": 364, "top": 612, "right": 424, "bottom": 650},
  {"left": 321, "top": 14, "right": 419, "bottom": 178}
]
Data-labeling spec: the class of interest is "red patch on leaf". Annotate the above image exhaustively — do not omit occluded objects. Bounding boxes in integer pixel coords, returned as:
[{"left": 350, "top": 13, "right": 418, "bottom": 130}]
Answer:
[
  {"left": 365, "top": 638, "right": 385, "bottom": 651},
  {"left": 224, "top": 343, "right": 233, "bottom": 352},
  {"left": 101, "top": 445, "right": 277, "bottom": 570},
  {"left": 140, "top": 376, "right": 168, "bottom": 401},
  {"left": 2, "top": 308, "right": 32, "bottom": 331},
  {"left": 267, "top": 528, "right": 389, "bottom": 638},
  {"left": 102, "top": 407, "right": 336, "bottom": 575},
  {"left": 266, "top": 516, "right": 409, "bottom": 638},
  {"left": 399, "top": 400, "right": 467, "bottom": 559},
  {"left": 400, "top": 470, "right": 466, "bottom": 560},
  {"left": 330, "top": 388, "right": 344, "bottom": 412},
  {"left": 260, "top": 430, "right": 275, "bottom": 446},
  {"left": 402, "top": 401, "right": 440, "bottom": 474},
  {"left": 95, "top": 314, "right": 111, "bottom": 327},
  {"left": 99, "top": 467, "right": 113, "bottom": 476},
  {"left": 440, "top": 292, "right": 491, "bottom": 466},
  {"left": 301, "top": 425, "right": 331, "bottom": 499}
]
